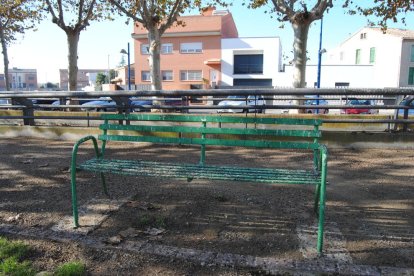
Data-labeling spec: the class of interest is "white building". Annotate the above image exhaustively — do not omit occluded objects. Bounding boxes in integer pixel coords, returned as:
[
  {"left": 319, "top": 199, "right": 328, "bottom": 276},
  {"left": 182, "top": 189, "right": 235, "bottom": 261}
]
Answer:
[
  {"left": 221, "top": 37, "right": 282, "bottom": 87},
  {"left": 275, "top": 27, "right": 414, "bottom": 89},
  {"left": 325, "top": 27, "right": 414, "bottom": 88}
]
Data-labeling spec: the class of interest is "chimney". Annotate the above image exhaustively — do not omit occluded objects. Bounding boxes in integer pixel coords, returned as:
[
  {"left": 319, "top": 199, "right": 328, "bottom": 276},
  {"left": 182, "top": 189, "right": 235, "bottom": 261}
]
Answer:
[{"left": 201, "top": 6, "right": 216, "bottom": 16}]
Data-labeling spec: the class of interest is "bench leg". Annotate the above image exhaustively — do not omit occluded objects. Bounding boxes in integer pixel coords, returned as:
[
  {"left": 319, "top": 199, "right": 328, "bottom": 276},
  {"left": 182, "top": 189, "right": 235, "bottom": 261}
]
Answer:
[
  {"left": 317, "top": 183, "right": 326, "bottom": 254},
  {"left": 70, "top": 169, "right": 80, "bottom": 228},
  {"left": 100, "top": 172, "right": 110, "bottom": 197},
  {"left": 317, "top": 155, "right": 328, "bottom": 255},
  {"left": 313, "top": 183, "right": 321, "bottom": 214}
]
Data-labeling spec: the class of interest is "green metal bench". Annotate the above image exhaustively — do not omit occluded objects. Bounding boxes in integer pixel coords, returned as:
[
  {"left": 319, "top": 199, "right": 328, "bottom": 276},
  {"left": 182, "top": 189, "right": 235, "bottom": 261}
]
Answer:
[{"left": 71, "top": 113, "right": 328, "bottom": 253}]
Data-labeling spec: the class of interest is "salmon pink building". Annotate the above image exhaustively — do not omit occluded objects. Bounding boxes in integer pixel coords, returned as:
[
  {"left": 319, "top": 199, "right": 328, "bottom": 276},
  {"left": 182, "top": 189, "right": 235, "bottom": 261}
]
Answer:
[{"left": 132, "top": 7, "right": 238, "bottom": 91}]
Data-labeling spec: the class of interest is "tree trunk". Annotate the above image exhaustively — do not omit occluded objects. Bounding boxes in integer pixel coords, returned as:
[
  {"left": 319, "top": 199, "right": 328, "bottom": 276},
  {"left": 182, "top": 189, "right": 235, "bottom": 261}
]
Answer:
[
  {"left": 292, "top": 21, "right": 310, "bottom": 88},
  {"left": 0, "top": 27, "right": 10, "bottom": 91},
  {"left": 147, "top": 28, "right": 162, "bottom": 91},
  {"left": 291, "top": 21, "right": 311, "bottom": 113},
  {"left": 67, "top": 31, "right": 80, "bottom": 91},
  {"left": 147, "top": 27, "right": 164, "bottom": 112}
]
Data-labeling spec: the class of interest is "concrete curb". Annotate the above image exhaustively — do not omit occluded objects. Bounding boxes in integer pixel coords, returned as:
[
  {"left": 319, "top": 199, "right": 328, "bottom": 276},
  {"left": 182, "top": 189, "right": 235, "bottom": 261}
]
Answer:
[
  {"left": 1, "top": 125, "right": 414, "bottom": 149},
  {"left": 1, "top": 223, "right": 413, "bottom": 275}
]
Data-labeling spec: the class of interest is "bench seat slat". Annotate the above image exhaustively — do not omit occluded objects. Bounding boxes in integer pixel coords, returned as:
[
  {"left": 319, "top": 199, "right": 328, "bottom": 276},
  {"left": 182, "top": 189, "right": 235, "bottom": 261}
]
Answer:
[
  {"left": 101, "top": 114, "right": 322, "bottom": 126},
  {"left": 100, "top": 124, "right": 321, "bottom": 138},
  {"left": 98, "top": 134, "right": 321, "bottom": 150},
  {"left": 78, "top": 159, "right": 321, "bottom": 185}
]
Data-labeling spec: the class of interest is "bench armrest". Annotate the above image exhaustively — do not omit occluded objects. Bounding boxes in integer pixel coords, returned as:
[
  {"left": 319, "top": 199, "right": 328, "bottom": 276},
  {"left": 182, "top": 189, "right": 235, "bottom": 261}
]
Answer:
[
  {"left": 71, "top": 136, "right": 101, "bottom": 173},
  {"left": 319, "top": 144, "right": 328, "bottom": 169},
  {"left": 70, "top": 135, "right": 103, "bottom": 228},
  {"left": 314, "top": 144, "right": 328, "bottom": 173}
]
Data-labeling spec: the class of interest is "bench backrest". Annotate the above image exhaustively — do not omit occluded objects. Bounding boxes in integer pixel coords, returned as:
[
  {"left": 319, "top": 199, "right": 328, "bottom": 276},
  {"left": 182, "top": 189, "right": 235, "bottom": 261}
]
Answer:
[{"left": 99, "top": 114, "right": 322, "bottom": 160}]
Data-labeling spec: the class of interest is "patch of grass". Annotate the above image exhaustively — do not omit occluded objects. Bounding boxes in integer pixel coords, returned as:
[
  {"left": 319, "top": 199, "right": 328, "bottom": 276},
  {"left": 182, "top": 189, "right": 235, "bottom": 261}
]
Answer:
[
  {"left": 137, "top": 215, "right": 151, "bottom": 227},
  {"left": 54, "top": 261, "right": 86, "bottom": 276},
  {"left": 1, "top": 257, "right": 36, "bottom": 276},
  {"left": 155, "top": 216, "right": 166, "bottom": 228},
  {"left": 0, "top": 237, "right": 88, "bottom": 276},
  {"left": 0, "top": 237, "right": 35, "bottom": 276},
  {"left": 0, "top": 237, "right": 30, "bottom": 261},
  {"left": 137, "top": 215, "right": 167, "bottom": 229}
]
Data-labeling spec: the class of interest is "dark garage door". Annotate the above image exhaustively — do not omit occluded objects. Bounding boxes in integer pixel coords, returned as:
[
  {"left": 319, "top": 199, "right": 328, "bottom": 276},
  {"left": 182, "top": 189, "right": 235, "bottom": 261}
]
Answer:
[{"left": 233, "top": 79, "right": 273, "bottom": 87}]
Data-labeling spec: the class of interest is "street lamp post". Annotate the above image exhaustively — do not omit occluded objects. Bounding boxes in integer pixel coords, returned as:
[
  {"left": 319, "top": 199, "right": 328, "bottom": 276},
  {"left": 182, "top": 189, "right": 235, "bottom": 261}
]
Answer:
[
  {"left": 316, "top": 17, "right": 325, "bottom": 114},
  {"left": 107, "top": 54, "right": 111, "bottom": 84},
  {"left": 316, "top": 18, "right": 324, "bottom": 89},
  {"left": 120, "top": 43, "right": 131, "bottom": 90}
]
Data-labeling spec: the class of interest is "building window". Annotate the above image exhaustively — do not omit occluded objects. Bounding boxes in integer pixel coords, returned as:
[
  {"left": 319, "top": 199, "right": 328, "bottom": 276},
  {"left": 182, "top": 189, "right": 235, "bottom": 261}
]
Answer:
[
  {"left": 161, "top": 43, "right": 173, "bottom": 54},
  {"left": 411, "top": 45, "right": 414, "bottom": 62},
  {"left": 360, "top": 33, "right": 367, "bottom": 39},
  {"left": 180, "top": 70, "right": 202, "bottom": 81},
  {"left": 355, "top": 49, "right": 361, "bottom": 64},
  {"left": 180, "top": 42, "right": 202, "bottom": 53},
  {"left": 162, "top": 70, "right": 173, "bottom": 81},
  {"left": 141, "top": 44, "right": 149, "bottom": 55},
  {"left": 234, "top": 54, "right": 264, "bottom": 74},
  {"left": 141, "top": 71, "right": 151, "bottom": 81},
  {"left": 409, "top": 68, "right": 414, "bottom": 85},
  {"left": 339, "top": 51, "right": 344, "bottom": 61},
  {"left": 28, "top": 76, "right": 35, "bottom": 81},
  {"left": 369, "top": 47, "right": 376, "bottom": 63}
]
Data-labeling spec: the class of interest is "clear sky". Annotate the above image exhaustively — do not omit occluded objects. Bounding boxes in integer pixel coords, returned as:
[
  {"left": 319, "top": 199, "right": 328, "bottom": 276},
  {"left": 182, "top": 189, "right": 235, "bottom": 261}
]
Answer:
[{"left": 3, "top": 2, "right": 414, "bottom": 84}]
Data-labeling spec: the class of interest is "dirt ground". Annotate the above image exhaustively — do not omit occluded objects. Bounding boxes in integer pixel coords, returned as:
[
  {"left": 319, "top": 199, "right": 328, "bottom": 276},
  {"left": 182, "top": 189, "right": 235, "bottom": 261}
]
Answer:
[{"left": 0, "top": 137, "right": 413, "bottom": 275}]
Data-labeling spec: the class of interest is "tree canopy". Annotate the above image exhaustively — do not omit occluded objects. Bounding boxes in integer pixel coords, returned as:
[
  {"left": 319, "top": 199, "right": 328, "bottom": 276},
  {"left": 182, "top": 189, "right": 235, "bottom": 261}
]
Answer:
[
  {"left": 109, "top": 0, "right": 227, "bottom": 90},
  {"left": 0, "top": 0, "right": 41, "bottom": 44},
  {"left": 0, "top": 0, "right": 42, "bottom": 90},
  {"left": 44, "top": 0, "right": 112, "bottom": 91},
  {"left": 109, "top": 0, "right": 205, "bottom": 90},
  {"left": 346, "top": 0, "right": 414, "bottom": 29},
  {"left": 246, "top": 0, "right": 332, "bottom": 89}
]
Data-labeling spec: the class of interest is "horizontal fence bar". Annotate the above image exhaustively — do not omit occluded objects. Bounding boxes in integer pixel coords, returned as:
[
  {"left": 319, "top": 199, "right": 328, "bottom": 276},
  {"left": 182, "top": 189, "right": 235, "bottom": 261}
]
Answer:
[
  {"left": 1, "top": 88, "right": 414, "bottom": 98},
  {"left": 1, "top": 116, "right": 414, "bottom": 124},
  {"left": 0, "top": 105, "right": 412, "bottom": 111},
  {"left": 0, "top": 89, "right": 413, "bottom": 131}
]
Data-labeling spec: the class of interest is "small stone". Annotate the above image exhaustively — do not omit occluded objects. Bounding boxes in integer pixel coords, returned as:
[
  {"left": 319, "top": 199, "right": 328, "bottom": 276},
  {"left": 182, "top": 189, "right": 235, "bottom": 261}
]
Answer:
[
  {"left": 6, "top": 213, "right": 22, "bottom": 222},
  {"left": 106, "top": 235, "right": 123, "bottom": 245}
]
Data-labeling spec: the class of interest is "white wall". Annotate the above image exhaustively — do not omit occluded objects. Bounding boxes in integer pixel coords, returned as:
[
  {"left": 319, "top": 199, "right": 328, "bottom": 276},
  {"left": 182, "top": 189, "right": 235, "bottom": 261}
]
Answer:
[
  {"left": 399, "top": 39, "right": 414, "bottom": 87},
  {"left": 276, "top": 65, "right": 375, "bottom": 88},
  {"left": 220, "top": 28, "right": 412, "bottom": 89},
  {"left": 326, "top": 28, "right": 403, "bottom": 88},
  {"left": 221, "top": 37, "right": 281, "bottom": 86}
]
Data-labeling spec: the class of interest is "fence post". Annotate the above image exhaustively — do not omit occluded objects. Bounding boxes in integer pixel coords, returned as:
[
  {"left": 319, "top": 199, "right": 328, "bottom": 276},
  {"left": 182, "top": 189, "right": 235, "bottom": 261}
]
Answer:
[
  {"left": 111, "top": 96, "right": 130, "bottom": 125},
  {"left": 12, "top": 97, "right": 35, "bottom": 126}
]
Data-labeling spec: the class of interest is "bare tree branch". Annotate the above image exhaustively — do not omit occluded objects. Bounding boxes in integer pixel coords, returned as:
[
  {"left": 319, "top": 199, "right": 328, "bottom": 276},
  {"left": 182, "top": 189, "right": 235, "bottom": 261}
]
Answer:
[{"left": 109, "top": 0, "right": 145, "bottom": 24}]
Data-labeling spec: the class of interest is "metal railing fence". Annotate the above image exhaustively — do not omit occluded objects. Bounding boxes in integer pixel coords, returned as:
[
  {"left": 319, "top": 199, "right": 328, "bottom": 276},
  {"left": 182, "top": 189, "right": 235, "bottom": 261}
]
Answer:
[{"left": 0, "top": 88, "right": 413, "bottom": 131}]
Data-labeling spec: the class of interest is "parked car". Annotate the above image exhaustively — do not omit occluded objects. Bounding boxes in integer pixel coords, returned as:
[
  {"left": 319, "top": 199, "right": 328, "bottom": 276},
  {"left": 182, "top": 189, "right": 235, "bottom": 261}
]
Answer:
[
  {"left": 217, "top": 95, "right": 265, "bottom": 113},
  {"left": 31, "top": 99, "right": 58, "bottom": 105},
  {"left": 397, "top": 97, "right": 414, "bottom": 116},
  {"left": 51, "top": 99, "right": 92, "bottom": 109},
  {"left": 0, "top": 99, "right": 10, "bottom": 105},
  {"left": 81, "top": 97, "right": 117, "bottom": 111},
  {"left": 130, "top": 97, "right": 188, "bottom": 112},
  {"left": 304, "top": 97, "right": 329, "bottom": 114},
  {"left": 340, "top": 99, "right": 378, "bottom": 114},
  {"left": 130, "top": 99, "right": 152, "bottom": 112}
]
